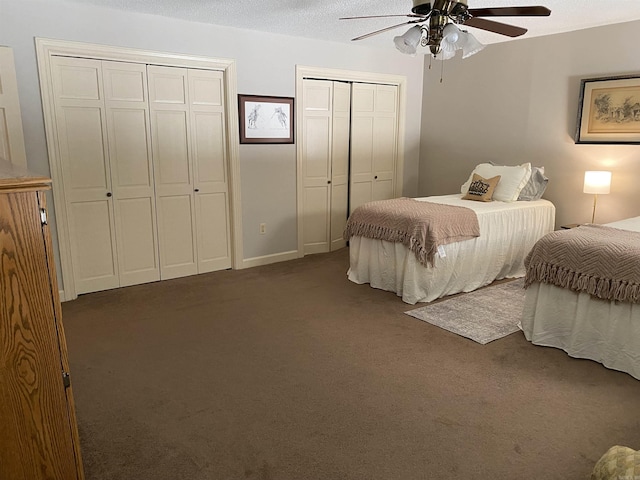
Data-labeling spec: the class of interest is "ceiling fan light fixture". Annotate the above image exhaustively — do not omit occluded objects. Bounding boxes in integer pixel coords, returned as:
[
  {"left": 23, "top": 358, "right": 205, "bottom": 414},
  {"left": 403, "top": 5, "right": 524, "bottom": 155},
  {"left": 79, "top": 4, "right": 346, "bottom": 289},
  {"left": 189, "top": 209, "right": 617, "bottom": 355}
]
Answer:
[
  {"left": 460, "top": 31, "right": 485, "bottom": 58},
  {"left": 441, "top": 23, "right": 465, "bottom": 51},
  {"left": 433, "top": 48, "right": 457, "bottom": 61},
  {"left": 393, "top": 25, "right": 423, "bottom": 55}
]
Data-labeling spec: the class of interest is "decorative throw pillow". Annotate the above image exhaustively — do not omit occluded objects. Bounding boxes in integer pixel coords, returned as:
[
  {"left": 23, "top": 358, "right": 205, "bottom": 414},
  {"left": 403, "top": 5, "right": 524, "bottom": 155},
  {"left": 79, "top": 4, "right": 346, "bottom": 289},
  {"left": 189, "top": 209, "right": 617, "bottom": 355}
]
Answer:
[
  {"left": 461, "top": 162, "right": 532, "bottom": 202},
  {"left": 462, "top": 174, "right": 501, "bottom": 202},
  {"left": 591, "top": 445, "right": 640, "bottom": 480},
  {"left": 518, "top": 166, "right": 549, "bottom": 201}
]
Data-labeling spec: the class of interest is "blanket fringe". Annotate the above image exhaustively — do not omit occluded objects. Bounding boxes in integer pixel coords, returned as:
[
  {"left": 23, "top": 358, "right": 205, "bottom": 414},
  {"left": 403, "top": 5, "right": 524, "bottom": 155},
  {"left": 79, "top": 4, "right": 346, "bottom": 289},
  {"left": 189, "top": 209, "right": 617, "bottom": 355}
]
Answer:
[
  {"left": 525, "top": 262, "right": 640, "bottom": 304},
  {"left": 344, "top": 223, "right": 437, "bottom": 266}
]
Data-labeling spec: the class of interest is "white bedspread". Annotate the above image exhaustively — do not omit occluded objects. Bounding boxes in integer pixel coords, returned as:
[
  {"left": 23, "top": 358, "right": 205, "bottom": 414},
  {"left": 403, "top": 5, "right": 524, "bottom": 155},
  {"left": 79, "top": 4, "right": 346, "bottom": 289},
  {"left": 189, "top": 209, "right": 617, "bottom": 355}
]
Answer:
[
  {"left": 521, "top": 216, "right": 640, "bottom": 380},
  {"left": 347, "top": 194, "right": 556, "bottom": 304}
]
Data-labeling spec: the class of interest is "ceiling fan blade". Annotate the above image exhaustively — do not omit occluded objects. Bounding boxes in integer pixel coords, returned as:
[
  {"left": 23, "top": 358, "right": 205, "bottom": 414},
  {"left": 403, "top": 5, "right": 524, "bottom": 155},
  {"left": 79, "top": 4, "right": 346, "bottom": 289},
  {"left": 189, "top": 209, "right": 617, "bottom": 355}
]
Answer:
[
  {"left": 462, "top": 17, "right": 527, "bottom": 37},
  {"left": 351, "top": 20, "right": 423, "bottom": 41},
  {"left": 340, "top": 14, "right": 426, "bottom": 20},
  {"left": 467, "top": 6, "right": 551, "bottom": 17}
]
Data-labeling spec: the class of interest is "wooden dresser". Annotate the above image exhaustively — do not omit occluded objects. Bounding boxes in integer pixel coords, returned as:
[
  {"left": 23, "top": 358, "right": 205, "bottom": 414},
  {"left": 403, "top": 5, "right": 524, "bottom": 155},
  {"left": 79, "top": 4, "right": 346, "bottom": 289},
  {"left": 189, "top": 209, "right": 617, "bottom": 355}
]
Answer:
[{"left": 0, "top": 159, "right": 84, "bottom": 480}]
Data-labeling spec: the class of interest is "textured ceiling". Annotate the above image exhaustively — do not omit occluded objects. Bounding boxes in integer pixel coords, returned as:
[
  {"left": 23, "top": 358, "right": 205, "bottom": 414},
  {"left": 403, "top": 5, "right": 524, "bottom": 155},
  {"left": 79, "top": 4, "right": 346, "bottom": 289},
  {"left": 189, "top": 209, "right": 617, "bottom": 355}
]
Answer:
[{"left": 62, "top": 0, "right": 640, "bottom": 49}]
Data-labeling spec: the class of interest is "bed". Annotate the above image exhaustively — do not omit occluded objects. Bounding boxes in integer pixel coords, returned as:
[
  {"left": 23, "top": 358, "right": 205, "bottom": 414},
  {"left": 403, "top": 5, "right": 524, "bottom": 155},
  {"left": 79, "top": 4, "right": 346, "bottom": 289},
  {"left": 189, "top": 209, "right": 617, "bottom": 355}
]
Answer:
[
  {"left": 520, "top": 216, "right": 640, "bottom": 380},
  {"left": 347, "top": 194, "right": 555, "bottom": 304}
]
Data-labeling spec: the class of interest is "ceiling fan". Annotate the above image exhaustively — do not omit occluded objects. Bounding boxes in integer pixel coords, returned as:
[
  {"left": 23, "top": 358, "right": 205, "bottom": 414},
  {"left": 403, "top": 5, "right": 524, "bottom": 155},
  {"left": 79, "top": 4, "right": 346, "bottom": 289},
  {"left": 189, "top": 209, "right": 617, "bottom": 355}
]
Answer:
[{"left": 340, "top": 0, "right": 551, "bottom": 58}]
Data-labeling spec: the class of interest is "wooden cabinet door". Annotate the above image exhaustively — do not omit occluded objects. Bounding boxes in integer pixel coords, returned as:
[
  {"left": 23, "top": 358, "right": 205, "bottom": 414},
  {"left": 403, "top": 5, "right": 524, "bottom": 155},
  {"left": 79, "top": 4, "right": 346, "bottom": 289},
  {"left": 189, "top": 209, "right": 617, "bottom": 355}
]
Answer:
[{"left": 0, "top": 190, "right": 80, "bottom": 480}]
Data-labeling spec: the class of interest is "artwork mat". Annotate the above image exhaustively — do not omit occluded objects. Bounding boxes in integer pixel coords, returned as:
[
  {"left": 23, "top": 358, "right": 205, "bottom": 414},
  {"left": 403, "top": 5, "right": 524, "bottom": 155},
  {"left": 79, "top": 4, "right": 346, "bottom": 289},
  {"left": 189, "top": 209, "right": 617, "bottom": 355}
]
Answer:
[
  {"left": 575, "top": 74, "right": 640, "bottom": 144},
  {"left": 238, "top": 95, "right": 294, "bottom": 144}
]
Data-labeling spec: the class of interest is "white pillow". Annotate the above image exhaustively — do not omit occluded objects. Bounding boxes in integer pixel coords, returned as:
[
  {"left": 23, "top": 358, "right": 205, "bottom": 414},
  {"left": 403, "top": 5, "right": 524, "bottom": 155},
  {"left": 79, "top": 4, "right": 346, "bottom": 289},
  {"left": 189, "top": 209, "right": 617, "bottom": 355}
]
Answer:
[
  {"left": 518, "top": 166, "right": 548, "bottom": 201},
  {"left": 461, "top": 163, "right": 532, "bottom": 202}
]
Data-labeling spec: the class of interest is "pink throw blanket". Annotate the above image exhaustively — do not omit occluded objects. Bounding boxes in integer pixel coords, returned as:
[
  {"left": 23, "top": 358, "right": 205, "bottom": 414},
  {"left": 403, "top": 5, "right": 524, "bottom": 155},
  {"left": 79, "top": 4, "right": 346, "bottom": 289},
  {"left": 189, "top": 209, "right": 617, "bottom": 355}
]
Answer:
[
  {"left": 343, "top": 197, "right": 480, "bottom": 267},
  {"left": 525, "top": 224, "right": 640, "bottom": 304}
]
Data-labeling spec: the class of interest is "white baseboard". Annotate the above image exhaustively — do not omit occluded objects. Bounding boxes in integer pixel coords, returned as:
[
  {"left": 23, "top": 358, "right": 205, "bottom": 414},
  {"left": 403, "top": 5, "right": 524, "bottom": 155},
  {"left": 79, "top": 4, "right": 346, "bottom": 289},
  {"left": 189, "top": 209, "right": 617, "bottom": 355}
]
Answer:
[{"left": 240, "top": 250, "right": 299, "bottom": 269}]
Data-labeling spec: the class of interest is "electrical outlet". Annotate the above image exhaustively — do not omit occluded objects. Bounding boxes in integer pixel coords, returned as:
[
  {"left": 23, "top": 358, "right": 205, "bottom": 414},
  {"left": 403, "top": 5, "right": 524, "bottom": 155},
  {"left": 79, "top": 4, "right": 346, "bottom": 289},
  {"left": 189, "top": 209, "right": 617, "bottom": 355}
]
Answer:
[{"left": 259, "top": 223, "right": 266, "bottom": 235}]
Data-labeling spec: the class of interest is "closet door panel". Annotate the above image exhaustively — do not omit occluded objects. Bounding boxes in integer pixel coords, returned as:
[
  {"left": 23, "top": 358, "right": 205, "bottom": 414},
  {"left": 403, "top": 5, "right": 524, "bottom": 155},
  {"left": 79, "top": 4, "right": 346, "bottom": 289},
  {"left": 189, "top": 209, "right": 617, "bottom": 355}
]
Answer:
[
  {"left": 303, "top": 186, "right": 330, "bottom": 254},
  {"left": 189, "top": 69, "right": 231, "bottom": 272},
  {"left": 69, "top": 201, "right": 118, "bottom": 293},
  {"left": 193, "top": 111, "right": 226, "bottom": 184},
  {"left": 58, "top": 106, "right": 110, "bottom": 195},
  {"left": 372, "top": 85, "right": 398, "bottom": 195},
  {"left": 196, "top": 192, "right": 230, "bottom": 272},
  {"left": 116, "top": 197, "right": 158, "bottom": 286},
  {"left": 349, "top": 83, "right": 398, "bottom": 214},
  {"left": 330, "top": 82, "right": 351, "bottom": 251},
  {"left": 156, "top": 195, "right": 197, "bottom": 279},
  {"left": 148, "top": 66, "right": 197, "bottom": 279},
  {"left": 51, "top": 57, "right": 119, "bottom": 293},
  {"left": 330, "top": 181, "right": 348, "bottom": 250},
  {"left": 349, "top": 115, "right": 374, "bottom": 213},
  {"left": 153, "top": 110, "right": 191, "bottom": 191},
  {"left": 302, "top": 79, "right": 333, "bottom": 254},
  {"left": 103, "top": 61, "right": 159, "bottom": 286}
]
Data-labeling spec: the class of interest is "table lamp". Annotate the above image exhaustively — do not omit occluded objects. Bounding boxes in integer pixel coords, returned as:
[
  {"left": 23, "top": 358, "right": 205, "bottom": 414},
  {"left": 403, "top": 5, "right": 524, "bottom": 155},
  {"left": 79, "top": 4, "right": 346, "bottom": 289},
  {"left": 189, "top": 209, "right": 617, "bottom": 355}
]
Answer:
[{"left": 583, "top": 171, "right": 611, "bottom": 223}]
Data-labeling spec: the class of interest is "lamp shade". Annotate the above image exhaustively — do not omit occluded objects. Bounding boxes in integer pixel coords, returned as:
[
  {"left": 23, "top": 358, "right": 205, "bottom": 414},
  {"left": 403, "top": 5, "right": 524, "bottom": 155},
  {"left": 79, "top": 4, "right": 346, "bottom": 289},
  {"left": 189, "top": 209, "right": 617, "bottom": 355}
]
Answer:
[
  {"left": 441, "top": 23, "right": 464, "bottom": 52},
  {"left": 394, "top": 25, "right": 423, "bottom": 55},
  {"left": 583, "top": 171, "right": 611, "bottom": 194},
  {"left": 461, "top": 32, "right": 485, "bottom": 59}
]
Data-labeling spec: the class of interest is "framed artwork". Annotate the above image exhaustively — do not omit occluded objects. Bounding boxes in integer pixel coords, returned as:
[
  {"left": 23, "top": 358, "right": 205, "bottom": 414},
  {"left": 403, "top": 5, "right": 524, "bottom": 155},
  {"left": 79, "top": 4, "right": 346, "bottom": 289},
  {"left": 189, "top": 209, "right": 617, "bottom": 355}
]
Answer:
[
  {"left": 238, "top": 94, "right": 294, "bottom": 144},
  {"left": 575, "top": 74, "right": 640, "bottom": 144}
]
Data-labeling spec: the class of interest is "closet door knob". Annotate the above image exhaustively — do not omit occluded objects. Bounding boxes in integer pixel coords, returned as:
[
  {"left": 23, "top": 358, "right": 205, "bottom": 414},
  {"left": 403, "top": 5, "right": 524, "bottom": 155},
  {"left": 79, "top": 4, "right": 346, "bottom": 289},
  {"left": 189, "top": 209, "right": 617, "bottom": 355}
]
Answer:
[
  {"left": 194, "top": 188, "right": 200, "bottom": 192},
  {"left": 106, "top": 192, "right": 112, "bottom": 197},
  {"left": 327, "top": 180, "right": 331, "bottom": 184},
  {"left": 374, "top": 175, "right": 378, "bottom": 180}
]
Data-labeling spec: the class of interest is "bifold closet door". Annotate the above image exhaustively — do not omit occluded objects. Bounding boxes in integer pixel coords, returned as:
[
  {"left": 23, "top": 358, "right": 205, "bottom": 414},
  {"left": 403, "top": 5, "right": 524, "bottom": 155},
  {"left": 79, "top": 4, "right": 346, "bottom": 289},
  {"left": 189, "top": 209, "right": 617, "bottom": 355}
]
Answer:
[
  {"left": 188, "top": 69, "right": 232, "bottom": 273},
  {"left": 329, "top": 82, "right": 350, "bottom": 251},
  {"left": 51, "top": 57, "right": 159, "bottom": 294},
  {"left": 102, "top": 61, "right": 160, "bottom": 287},
  {"left": 51, "top": 57, "right": 120, "bottom": 294},
  {"left": 148, "top": 66, "right": 232, "bottom": 279},
  {"left": 301, "top": 79, "right": 350, "bottom": 254},
  {"left": 349, "top": 83, "right": 398, "bottom": 214},
  {"left": 148, "top": 65, "right": 198, "bottom": 280}
]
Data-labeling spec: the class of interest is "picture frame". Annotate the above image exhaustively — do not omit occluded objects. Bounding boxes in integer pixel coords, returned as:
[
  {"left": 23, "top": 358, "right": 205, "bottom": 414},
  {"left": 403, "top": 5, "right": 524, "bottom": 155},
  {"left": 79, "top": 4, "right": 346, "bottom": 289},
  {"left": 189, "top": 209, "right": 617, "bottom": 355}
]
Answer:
[
  {"left": 238, "top": 94, "right": 294, "bottom": 144},
  {"left": 575, "top": 74, "right": 640, "bottom": 144}
]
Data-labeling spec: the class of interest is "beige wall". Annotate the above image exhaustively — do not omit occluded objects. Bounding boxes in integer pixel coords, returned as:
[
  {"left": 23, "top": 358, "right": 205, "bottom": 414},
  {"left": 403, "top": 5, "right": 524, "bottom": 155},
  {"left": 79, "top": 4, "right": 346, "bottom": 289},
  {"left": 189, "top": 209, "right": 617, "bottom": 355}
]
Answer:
[{"left": 419, "top": 20, "right": 640, "bottom": 228}]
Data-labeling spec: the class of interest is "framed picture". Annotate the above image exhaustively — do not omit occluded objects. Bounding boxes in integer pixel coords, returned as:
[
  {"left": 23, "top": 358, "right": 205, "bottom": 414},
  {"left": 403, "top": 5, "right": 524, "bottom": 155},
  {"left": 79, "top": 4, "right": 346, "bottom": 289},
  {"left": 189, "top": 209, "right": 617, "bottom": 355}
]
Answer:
[
  {"left": 238, "top": 95, "right": 294, "bottom": 144},
  {"left": 575, "top": 74, "right": 640, "bottom": 144}
]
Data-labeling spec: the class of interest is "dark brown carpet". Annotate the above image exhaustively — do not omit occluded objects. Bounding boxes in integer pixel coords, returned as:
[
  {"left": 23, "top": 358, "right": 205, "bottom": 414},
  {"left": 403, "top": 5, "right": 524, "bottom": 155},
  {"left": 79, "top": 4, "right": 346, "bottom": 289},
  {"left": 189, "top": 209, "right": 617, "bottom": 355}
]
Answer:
[{"left": 62, "top": 248, "right": 640, "bottom": 480}]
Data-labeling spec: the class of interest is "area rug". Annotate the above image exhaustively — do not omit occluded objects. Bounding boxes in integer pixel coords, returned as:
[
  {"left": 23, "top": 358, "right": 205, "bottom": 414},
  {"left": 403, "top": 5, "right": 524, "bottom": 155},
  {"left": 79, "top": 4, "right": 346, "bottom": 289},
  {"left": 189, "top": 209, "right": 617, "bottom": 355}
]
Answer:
[{"left": 404, "top": 279, "right": 525, "bottom": 344}]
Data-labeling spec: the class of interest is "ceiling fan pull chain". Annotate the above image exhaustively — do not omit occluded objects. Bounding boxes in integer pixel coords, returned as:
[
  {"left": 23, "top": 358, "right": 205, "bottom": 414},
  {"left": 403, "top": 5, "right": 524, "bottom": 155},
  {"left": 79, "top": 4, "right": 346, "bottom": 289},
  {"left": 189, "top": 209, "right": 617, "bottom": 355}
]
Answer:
[{"left": 440, "top": 57, "right": 444, "bottom": 83}]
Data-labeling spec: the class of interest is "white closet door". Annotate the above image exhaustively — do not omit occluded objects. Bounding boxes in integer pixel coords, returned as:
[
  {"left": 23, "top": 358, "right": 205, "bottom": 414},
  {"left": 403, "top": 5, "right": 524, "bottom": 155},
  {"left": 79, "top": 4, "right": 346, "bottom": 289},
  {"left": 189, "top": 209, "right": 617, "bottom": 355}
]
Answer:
[
  {"left": 0, "top": 46, "right": 27, "bottom": 166},
  {"left": 350, "top": 83, "right": 398, "bottom": 214},
  {"left": 330, "top": 82, "right": 351, "bottom": 251},
  {"left": 102, "top": 61, "right": 160, "bottom": 287},
  {"left": 148, "top": 65, "right": 198, "bottom": 280},
  {"left": 51, "top": 56, "right": 119, "bottom": 294},
  {"left": 302, "top": 79, "right": 333, "bottom": 254},
  {"left": 188, "top": 69, "right": 232, "bottom": 273}
]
